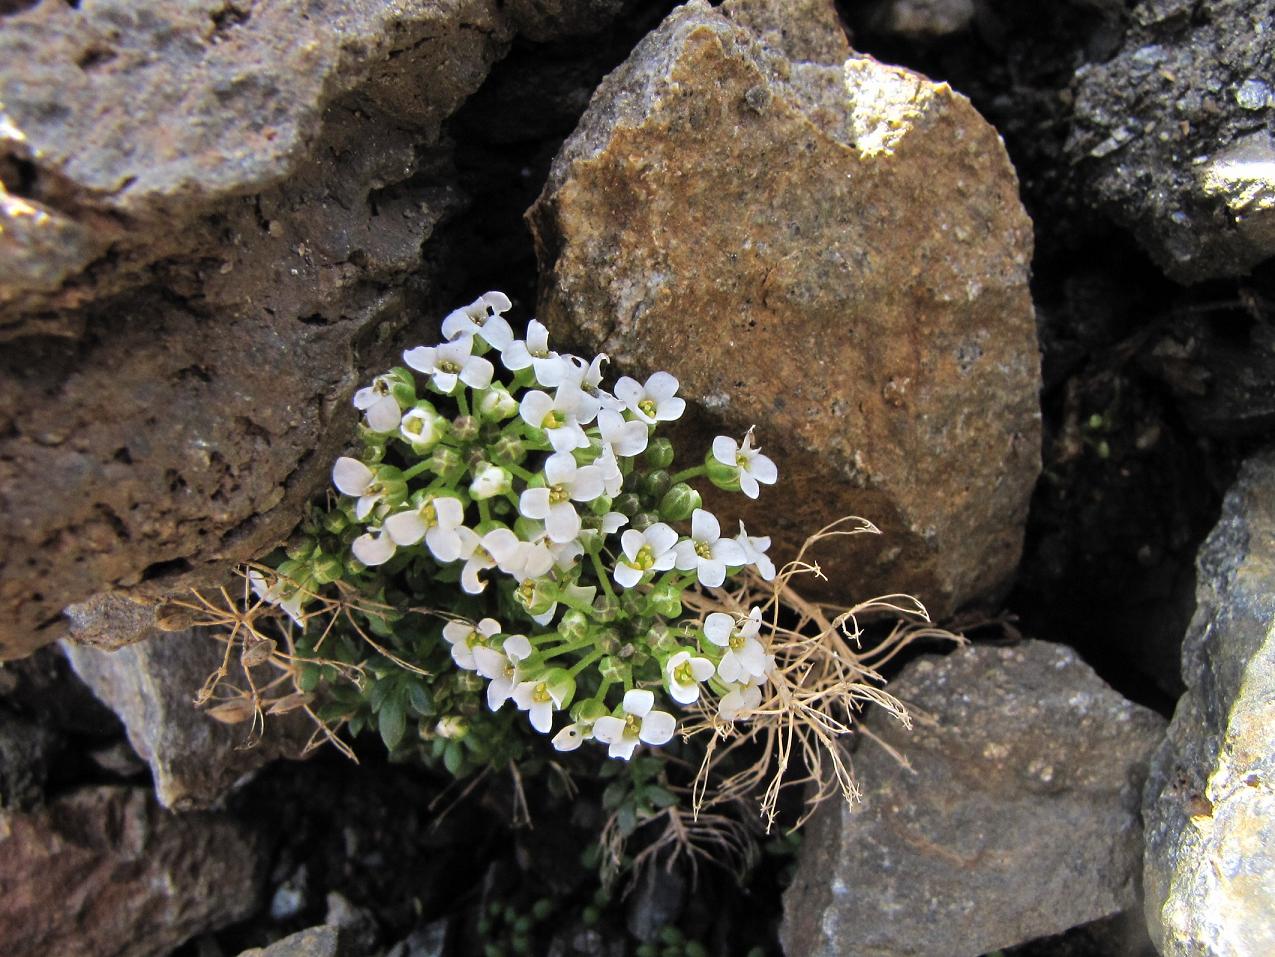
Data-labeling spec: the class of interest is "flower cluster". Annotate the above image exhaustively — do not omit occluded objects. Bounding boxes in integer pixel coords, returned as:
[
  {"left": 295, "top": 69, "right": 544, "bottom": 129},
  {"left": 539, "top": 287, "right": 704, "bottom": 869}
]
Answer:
[{"left": 265, "top": 292, "right": 782, "bottom": 763}]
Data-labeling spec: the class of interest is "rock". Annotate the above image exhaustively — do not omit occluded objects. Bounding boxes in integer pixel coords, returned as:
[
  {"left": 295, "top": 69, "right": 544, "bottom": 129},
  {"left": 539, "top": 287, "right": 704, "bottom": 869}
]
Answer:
[
  {"left": 237, "top": 926, "right": 346, "bottom": 957},
  {"left": 0, "top": 709, "right": 60, "bottom": 810},
  {"left": 780, "top": 640, "right": 1166, "bottom": 957},
  {"left": 625, "top": 859, "right": 687, "bottom": 941},
  {"left": 1067, "top": 0, "right": 1275, "bottom": 282},
  {"left": 63, "top": 628, "right": 311, "bottom": 810},
  {"left": 0, "top": 784, "right": 264, "bottom": 957},
  {"left": 721, "top": 0, "right": 850, "bottom": 64},
  {"left": 858, "top": 0, "right": 977, "bottom": 40},
  {"left": 0, "top": 1, "right": 517, "bottom": 659},
  {"left": 383, "top": 920, "right": 450, "bottom": 957},
  {"left": 1143, "top": 450, "right": 1275, "bottom": 956},
  {"left": 529, "top": 0, "right": 1040, "bottom": 617}
]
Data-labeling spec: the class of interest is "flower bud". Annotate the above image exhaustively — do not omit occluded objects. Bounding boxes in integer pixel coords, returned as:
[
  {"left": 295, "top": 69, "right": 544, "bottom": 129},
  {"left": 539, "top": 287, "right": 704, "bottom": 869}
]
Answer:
[
  {"left": 491, "top": 434, "right": 526, "bottom": 465},
  {"left": 559, "top": 609, "right": 590, "bottom": 642},
  {"left": 515, "top": 577, "right": 558, "bottom": 616},
  {"left": 470, "top": 462, "right": 512, "bottom": 500},
  {"left": 659, "top": 483, "right": 701, "bottom": 522},
  {"left": 571, "top": 698, "right": 609, "bottom": 722},
  {"left": 286, "top": 537, "right": 317, "bottom": 562},
  {"left": 598, "top": 656, "right": 628, "bottom": 683},
  {"left": 597, "top": 628, "right": 622, "bottom": 655},
  {"left": 631, "top": 510, "right": 660, "bottom": 532},
  {"left": 613, "top": 493, "right": 642, "bottom": 517},
  {"left": 648, "top": 582, "right": 683, "bottom": 619},
  {"left": 705, "top": 450, "right": 742, "bottom": 493},
  {"left": 589, "top": 494, "right": 614, "bottom": 517},
  {"left": 639, "top": 469, "right": 671, "bottom": 502},
  {"left": 361, "top": 442, "right": 387, "bottom": 464},
  {"left": 452, "top": 415, "right": 480, "bottom": 443},
  {"left": 645, "top": 437, "right": 675, "bottom": 470},
  {"left": 646, "top": 619, "right": 675, "bottom": 649},
  {"left": 544, "top": 668, "right": 577, "bottom": 709},
  {"left": 321, "top": 510, "right": 349, "bottom": 534},
  {"left": 592, "top": 592, "right": 620, "bottom": 622},
  {"left": 311, "top": 553, "right": 345, "bottom": 585},
  {"left": 478, "top": 383, "right": 519, "bottom": 421},
  {"left": 434, "top": 716, "right": 469, "bottom": 740},
  {"left": 387, "top": 367, "right": 417, "bottom": 407},
  {"left": 400, "top": 403, "right": 446, "bottom": 452},
  {"left": 344, "top": 555, "right": 366, "bottom": 577},
  {"left": 620, "top": 589, "right": 645, "bottom": 618},
  {"left": 427, "top": 446, "right": 462, "bottom": 475}
]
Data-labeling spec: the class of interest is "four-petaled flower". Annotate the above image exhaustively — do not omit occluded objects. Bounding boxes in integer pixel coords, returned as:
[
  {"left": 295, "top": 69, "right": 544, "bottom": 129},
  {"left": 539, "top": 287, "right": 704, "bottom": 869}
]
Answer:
[
  {"left": 592, "top": 690, "right": 677, "bottom": 760},
  {"left": 354, "top": 374, "right": 403, "bottom": 433},
  {"left": 673, "top": 509, "right": 747, "bottom": 588},
  {"left": 440, "top": 291, "right": 514, "bottom": 350},
  {"left": 332, "top": 457, "right": 397, "bottom": 520},
  {"left": 614, "top": 523, "right": 679, "bottom": 588},
  {"left": 518, "top": 453, "right": 605, "bottom": 543},
  {"left": 551, "top": 721, "right": 590, "bottom": 752},
  {"left": 403, "top": 339, "right": 494, "bottom": 393},
  {"left": 518, "top": 386, "right": 596, "bottom": 453},
  {"left": 442, "top": 617, "right": 501, "bottom": 671},
  {"left": 703, "top": 607, "right": 771, "bottom": 683},
  {"left": 711, "top": 428, "right": 778, "bottom": 499},
  {"left": 383, "top": 495, "right": 465, "bottom": 563},
  {"left": 665, "top": 650, "right": 716, "bottom": 705},
  {"left": 614, "top": 371, "right": 685, "bottom": 425},
  {"left": 501, "top": 319, "right": 568, "bottom": 386},
  {"left": 473, "top": 634, "right": 534, "bottom": 711},
  {"left": 734, "top": 522, "right": 776, "bottom": 581},
  {"left": 718, "top": 680, "right": 764, "bottom": 722},
  {"left": 512, "top": 676, "right": 569, "bottom": 733}
]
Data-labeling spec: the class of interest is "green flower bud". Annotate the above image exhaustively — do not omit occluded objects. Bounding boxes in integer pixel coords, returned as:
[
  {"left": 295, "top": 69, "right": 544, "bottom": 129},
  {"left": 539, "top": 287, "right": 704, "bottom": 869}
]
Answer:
[
  {"left": 427, "top": 446, "right": 462, "bottom": 475},
  {"left": 559, "top": 609, "right": 590, "bottom": 642},
  {"left": 631, "top": 510, "right": 660, "bottom": 532},
  {"left": 513, "top": 515, "right": 542, "bottom": 541},
  {"left": 491, "top": 434, "right": 526, "bottom": 464},
  {"left": 452, "top": 415, "right": 480, "bottom": 442},
  {"left": 572, "top": 698, "right": 609, "bottom": 722},
  {"left": 705, "top": 449, "right": 742, "bottom": 492},
  {"left": 589, "top": 494, "right": 614, "bottom": 517},
  {"left": 400, "top": 402, "right": 446, "bottom": 452},
  {"left": 639, "top": 469, "right": 672, "bottom": 501},
  {"left": 645, "top": 437, "right": 675, "bottom": 470},
  {"left": 620, "top": 590, "right": 645, "bottom": 618},
  {"left": 434, "top": 716, "right": 469, "bottom": 740},
  {"left": 592, "top": 593, "right": 620, "bottom": 622},
  {"left": 597, "top": 628, "right": 622, "bottom": 655},
  {"left": 321, "top": 510, "right": 349, "bottom": 534},
  {"left": 286, "top": 537, "right": 317, "bottom": 562},
  {"left": 614, "top": 492, "right": 642, "bottom": 517},
  {"left": 659, "top": 483, "right": 701, "bottom": 522},
  {"left": 470, "top": 462, "right": 512, "bottom": 500},
  {"left": 544, "top": 668, "right": 577, "bottom": 709},
  {"left": 648, "top": 583, "right": 683, "bottom": 619},
  {"left": 598, "top": 656, "right": 628, "bottom": 683},
  {"left": 478, "top": 383, "right": 519, "bottom": 421},
  {"left": 311, "top": 553, "right": 345, "bottom": 585},
  {"left": 344, "top": 555, "right": 366, "bottom": 577}
]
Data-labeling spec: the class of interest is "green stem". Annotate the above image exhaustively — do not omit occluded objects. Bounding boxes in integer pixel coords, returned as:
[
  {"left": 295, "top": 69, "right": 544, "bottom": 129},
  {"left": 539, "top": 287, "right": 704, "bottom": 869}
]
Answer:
[
  {"left": 401, "top": 460, "right": 432, "bottom": 482},
  {"left": 455, "top": 391, "right": 470, "bottom": 417},
  {"left": 568, "top": 649, "right": 604, "bottom": 677},
  {"left": 477, "top": 499, "right": 492, "bottom": 525},
  {"left": 538, "top": 637, "right": 595, "bottom": 659},
  {"left": 589, "top": 549, "right": 618, "bottom": 607},
  {"left": 669, "top": 464, "right": 708, "bottom": 485},
  {"left": 506, "top": 462, "right": 537, "bottom": 482}
]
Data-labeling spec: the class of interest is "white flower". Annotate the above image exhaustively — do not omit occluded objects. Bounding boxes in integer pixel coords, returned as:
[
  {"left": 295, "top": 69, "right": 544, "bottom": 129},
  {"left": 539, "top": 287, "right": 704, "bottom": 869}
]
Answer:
[
  {"left": 718, "top": 680, "right": 764, "bottom": 722},
  {"left": 483, "top": 528, "right": 555, "bottom": 581},
  {"left": 455, "top": 527, "right": 501, "bottom": 594},
  {"left": 519, "top": 453, "right": 605, "bottom": 544},
  {"left": 440, "top": 291, "right": 514, "bottom": 350},
  {"left": 518, "top": 387, "right": 595, "bottom": 453},
  {"left": 473, "top": 634, "right": 534, "bottom": 711},
  {"left": 665, "top": 650, "right": 716, "bottom": 705},
  {"left": 592, "top": 689, "right": 677, "bottom": 760},
  {"left": 673, "top": 509, "right": 747, "bottom": 588},
  {"left": 403, "top": 339, "right": 494, "bottom": 393},
  {"left": 442, "top": 617, "right": 500, "bottom": 671},
  {"left": 614, "top": 371, "right": 685, "bottom": 425},
  {"left": 734, "top": 522, "right": 776, "bottom": 581},
  {"left": 383, "top": 495, "right": 465, "bottom": 562},
  {"left": 552, "top": 721, "right": 591, "bottom": 752},
  {"left": 249, "top": 570, "right": 307, "bottom": 625},
  {"left": 332, "top": 457, "right": 389, "bottom": 521},
  {"left": 501, "top": 319, "right": 570, "bottom": 386},
  {"left": 353, "top": 375, "right": 403, "bottom": 433},
  {"left": 614, "top": 523, "right": 679, "bottom": 588},
  {"left": 562, "top": 353, "right": 623, "bottom": 411},
  {"left": 703, "top": 607, "right": 770, "bottom": 683},
  {"left": 351, "top": 527, "right": 396, "bottom": 567},
  {"left": 596, "top": 408, "right": 648, "bottom": 458},
  {"left": 512, "top": 677, "right": 568, "bottom": 734},
  {"left": 469, "top": 462, "right": 512, "bottom": 500},
  {"left": 711, "top": 428, "right": 778, "bottom": 499},
  {"left": 594, "top": 445, "right": 625, "bottom": 497},
  {"left": 477, "top": 383, "right": 519, "bottom": 420},
  {"left": 399, "top": 405, "right": 446, "bottom": 450}
]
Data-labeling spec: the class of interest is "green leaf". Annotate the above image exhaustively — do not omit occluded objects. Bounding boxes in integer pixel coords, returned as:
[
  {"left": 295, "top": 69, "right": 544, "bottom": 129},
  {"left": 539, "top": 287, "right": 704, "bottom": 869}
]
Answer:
[
  {"left": 297, "top": 663, "right": 319, "bottom": 693},
  {"left": 616, "top": 802, "right": 638, "bottom": 837},
  {"left": 368, "top": 679, "right": 391, "bottom": 713},
  {"left": 378, "top": 695, "right": 406, "bottom": 750},
  {"left": 443, "top": 739, "right": 465, "bottom": 776},
  {"left": 644, "top": 786, "right": 678, "bottom": 809},
  {"left": 406, "top": 682, "right": 433, "bottom": 716},
  {"left": 602, "top": 781, "right": 628, "bottom": 811}
]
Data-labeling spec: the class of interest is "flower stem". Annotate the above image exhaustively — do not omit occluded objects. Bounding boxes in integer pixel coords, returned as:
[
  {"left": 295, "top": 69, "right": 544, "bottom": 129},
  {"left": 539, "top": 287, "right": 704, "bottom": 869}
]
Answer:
[
  {"left": 477, "top": 499, "right": 492, "bottom": 525},
  {"left": 589, "top": 549, "right": 618, "bottom": 607},
  {"left": 401, "top": 460, "right": 432, "bottom": 482},
  {"left": 568, "top": 649, "right": 604, "bottom": 677},
  {"left": 669, "top": 464, "right": 707, "bottom": 484},
  {"left": 456, "top": 391, "right": 471, "bottom": 418}
]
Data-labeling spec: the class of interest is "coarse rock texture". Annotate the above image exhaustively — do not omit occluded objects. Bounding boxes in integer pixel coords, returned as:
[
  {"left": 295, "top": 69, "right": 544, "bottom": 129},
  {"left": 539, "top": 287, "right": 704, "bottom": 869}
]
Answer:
[
  {"left": 1143, "top": 450, "right": 1275, "bottom": 956},
  {"left": 1067, "top": 0, "right": 1275, "bottom": 282},
  {"left": 0, "top": 784, "right": 264, "bottom": 957},
  {"left": 63, "top": 627, "right": 311, "bottom": 810},
  {"left": 236, "top": 926, "right": 348, "bottom": 957},
  {"left": 529, "top": 0, "right": 1040, "bottom": 617},
  {"left": 0, "top": 708, "right": 61, "bottom": 810},
  {"left": 780, "top": 640, "right": 1166, "bottom": 957},
  {"left": 720, "top": 0, "right": 850, "bottom": 64},
  {"left": 0, "top": 1, "right": 553, "bottom": 660}
]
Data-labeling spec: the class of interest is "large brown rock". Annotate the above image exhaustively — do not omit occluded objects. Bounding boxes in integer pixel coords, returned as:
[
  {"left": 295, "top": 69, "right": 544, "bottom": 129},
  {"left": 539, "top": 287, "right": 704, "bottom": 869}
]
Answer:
[
  {"left": 0, "top": 1, "right": 516, "bottom": 658},
  {"left": 529, "top": 0, "right": 1039, "bottom": 616},
  {"left": 780, "top": 641, "right": 1166, "bottom": 957},
  {"left": 0, "top": 785, "right": 264, "bottom": 957}
]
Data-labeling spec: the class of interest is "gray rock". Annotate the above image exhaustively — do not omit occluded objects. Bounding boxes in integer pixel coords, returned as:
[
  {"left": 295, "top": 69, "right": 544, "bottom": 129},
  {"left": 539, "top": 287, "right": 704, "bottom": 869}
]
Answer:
[
  {"left": 1067, "top": 0, "right": 1275, "bottom": 282},
  {"left": 720, "top": 0, "right": 850, "bottom": 64},
  {"left": 529, "top": 0, "right": 1040, "bottom": 617},
  {"left": 781, "top": 640, "right": 1166, "bottom": 957},
  {"left": 63, "top": 628, "right": 311, "bottom": 810},
  {"left": 0, "top": 785, "right": 264, "bottom": 957},
  {"left": 1143, "top": 450, "right": 1275, "bottom": 956},
  {"left": 236, "top": 927, "right": 346, "bottom": 957},
  {"left": 383, "top": 920, "right": 449, "bottom": 957},
  {"left": 858, "top": 0, "right": 976, "bottom": 40},
  {"left": 0, "top": 709, "right": 60, "bottom": 810}
]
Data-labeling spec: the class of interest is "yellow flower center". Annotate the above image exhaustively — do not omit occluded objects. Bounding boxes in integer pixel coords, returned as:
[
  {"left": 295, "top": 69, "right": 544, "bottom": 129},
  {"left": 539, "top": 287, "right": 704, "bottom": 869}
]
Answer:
[
  {"left": 736, "top": 451, "right": 749, "bottom": 468},
  {"left": 403, "top": 416, "right": 424, "bottom": 435},
  {"left": 728, "top": 631, "right": 746, "bottom": 651},
  {"left": 421, "top": 501, "right": 437, "bottom": 528},
  {"left": 544, "top": 410, "right": 565, "bottom": 429},
  {"left": 623, "top": 713, "right": 642, "bottom": 737},
  {"left": 638, "top": 399, "right": 658, "bottom": 419},
  {"left": 694, "top": 541, "right": 713, "bottom": 560},
  {"left": 674, "top": 661, "right": 694, "bottom": 684},
  {"left": 517, "top": 580, "right": 536, "bottom": 604},
  {"left": 533, "top": 682, "right": 551, "bottom": 704},
  {"left": 634, "top": 545, "right": 655, "bottom": 570},
  {"left": 548, "top": 483, "right": 570, "bottom": 505},
  {"left": 438, "top": 360, "right": 461, "bottom": 374}
]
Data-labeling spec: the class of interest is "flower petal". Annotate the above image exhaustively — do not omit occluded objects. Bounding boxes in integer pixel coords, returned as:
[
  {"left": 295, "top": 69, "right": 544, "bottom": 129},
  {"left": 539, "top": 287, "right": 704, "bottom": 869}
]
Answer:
[
  {"left": 519, "top": 487, "right": 551, "bottom": 521},
  {"left": 332, "top": 457, "right": 373, "bottom": 496},
  {"left": 460, "top": 355, "right": 494, "bottom": 390},
  {"left": 703, "top": 613, "right": 733, "bottom": 645},
  {"left": 691, "top": 508, "right": 720, "bottom": 544},
  {"left": 712, "top": 435, "right": 737, "bottom": 466},
  {"left": 545, "top": 502, "right": 581, "bottom": 544},
  {"left": 698, "top": 559, "right": 726, "bottom": 588},
  {"left": 402, "top": 346, "right": 435, "bottom": 372},
  {"left": 645, "top": 371, "right": 680, "bottom": 401},
  {"left": 639, "top": 710, "right": 676, "bottom": 745},
  {"left": 352, "top": 532, "right": 395, "bottom": 567},
  {"left": 623, "top": 688, "right": 654, "bottom": 718},
  {"left": 365, "top": 395, "right": 402, "bottom": 433},
  {"left": 644, "top": 523, "right": 679, "bottom": 558},
  {"left": 592, "top": 716, "right": 625, "bottom": 744},
  {"left": 385, "top": 511, "right": 427, "bottom": 546}
]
